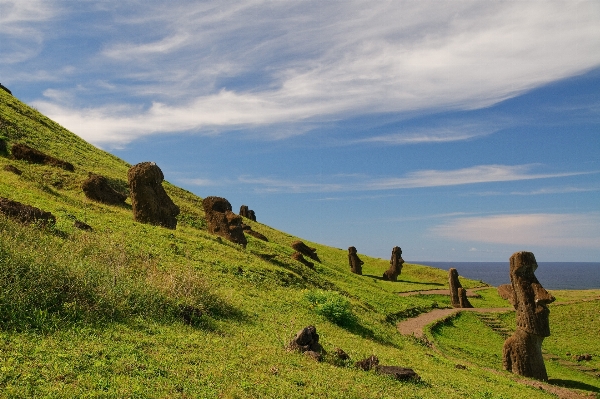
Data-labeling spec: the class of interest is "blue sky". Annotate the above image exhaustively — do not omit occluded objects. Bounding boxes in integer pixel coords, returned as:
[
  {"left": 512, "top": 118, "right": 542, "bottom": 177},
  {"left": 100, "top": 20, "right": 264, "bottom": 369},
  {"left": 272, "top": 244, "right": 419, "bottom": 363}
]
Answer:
[{"left": 1, "top": 1, "right": 599, "bottom": 261}]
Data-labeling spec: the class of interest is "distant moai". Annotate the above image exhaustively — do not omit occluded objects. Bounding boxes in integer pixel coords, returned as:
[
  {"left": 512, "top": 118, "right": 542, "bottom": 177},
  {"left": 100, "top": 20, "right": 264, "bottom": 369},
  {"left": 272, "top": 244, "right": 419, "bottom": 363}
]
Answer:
[
  {"left": 203, "top": 196, "right": 247, "bottom": 247},
  {"left": 449, "top": 268, "right": 472, "bottom": 308},
  {"left": 239, "top": 205, "right": 257, "bottom": 222},
  {"left": 348, "top": 246, "right": 364, "bottom": 275},
  {"left": 382, "top": 246, "right": 404, "bottom": 281},
  {"left": 502, "top": 251, "right": 555, "bottom": 381},
  {"left": 291, "top": 240, "right": 320, "bottom": 262},
  {"left": 127, "top": 162, "right": 180, "bottom": 229}
]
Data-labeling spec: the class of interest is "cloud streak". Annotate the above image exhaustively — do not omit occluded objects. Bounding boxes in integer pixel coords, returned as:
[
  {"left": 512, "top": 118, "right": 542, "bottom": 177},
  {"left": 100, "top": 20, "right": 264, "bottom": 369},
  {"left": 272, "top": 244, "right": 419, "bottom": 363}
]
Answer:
[
  {"left": 21, "top": 0, "right": 600, "bottom": 145},
  {"left": 431, "top": 213, "right": 600, "bottom": 248}
]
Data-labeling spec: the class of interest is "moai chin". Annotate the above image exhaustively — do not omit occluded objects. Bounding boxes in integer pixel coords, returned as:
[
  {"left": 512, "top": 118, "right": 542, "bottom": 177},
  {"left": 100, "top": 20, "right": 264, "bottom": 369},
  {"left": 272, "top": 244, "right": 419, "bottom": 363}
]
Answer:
[
  {"left": 348, "top": 246, "right": 364, "bottom": 275},
  {"left": 502, "top": 251, "right": 555, "bottom": 381},
  {"left": 382, "top": 246, "right": 404, "bottom": 281}
]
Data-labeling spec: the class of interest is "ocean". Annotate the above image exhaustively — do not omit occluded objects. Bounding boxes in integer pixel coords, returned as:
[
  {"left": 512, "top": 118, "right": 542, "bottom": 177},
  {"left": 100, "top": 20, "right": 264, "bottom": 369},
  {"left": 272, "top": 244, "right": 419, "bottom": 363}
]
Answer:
[{"left": 413, "top": 262, "right": 600, "bottom": 290}]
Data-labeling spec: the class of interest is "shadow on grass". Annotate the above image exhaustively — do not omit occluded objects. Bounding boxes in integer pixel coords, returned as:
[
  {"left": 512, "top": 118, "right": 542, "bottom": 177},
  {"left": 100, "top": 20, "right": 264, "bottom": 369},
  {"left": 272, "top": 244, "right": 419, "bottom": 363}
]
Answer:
[{"left": 549, "top": 378, "right": 600, "bottom": 393}]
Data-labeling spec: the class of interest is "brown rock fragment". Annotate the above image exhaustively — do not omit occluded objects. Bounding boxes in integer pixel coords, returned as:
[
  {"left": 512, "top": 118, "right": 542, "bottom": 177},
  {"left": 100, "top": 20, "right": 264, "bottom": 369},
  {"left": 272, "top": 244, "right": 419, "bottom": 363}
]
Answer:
[
  {"left": 348, "top": 246, "right": 364, "bottom": 275},
  {"left": 355, "top": 355, "right": 379, "bottom": 371},
  {"left": 202, "top": 196, "right": 247, "bottom": 247},
  {"left": 288, "top": 326, "right": 323, "bottom": 361},
  {"left": 127, "top": 162, "right": 180, "bottom": 229},
  {"left": 3, "top": 164, "right": 22, "bottom": 175},
  {"left": 82, "top": 173, "right": 127, "bottom": 205},
  {"left": 11, "top": 143, "right": 74, "bottom": 171},
  {"left": 375, "top": 365, "right": 420, "bottom": 381},
  {"left": 291, "top": 240, "right": 320, "bottom": 262},
  {"left": 74, "top": 220, "right": 93, "bottom": 231},
  {"left": 382, "top": 246, "right": 404, "bottom": 281},
  {"left": 0, "top": 197, "right": 55, "bottom": 225}
]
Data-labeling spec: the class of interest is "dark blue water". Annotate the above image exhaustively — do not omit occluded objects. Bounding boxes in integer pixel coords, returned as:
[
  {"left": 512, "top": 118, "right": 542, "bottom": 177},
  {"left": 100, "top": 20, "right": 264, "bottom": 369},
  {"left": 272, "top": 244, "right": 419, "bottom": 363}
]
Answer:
[{"left": 414, "top": 262, "right": 600, "bottom": 290}]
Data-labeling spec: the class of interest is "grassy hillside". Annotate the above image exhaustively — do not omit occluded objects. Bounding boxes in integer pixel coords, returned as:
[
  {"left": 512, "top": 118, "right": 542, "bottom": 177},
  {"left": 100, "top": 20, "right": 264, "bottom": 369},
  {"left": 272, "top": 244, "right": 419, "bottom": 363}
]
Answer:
[{"left": 1, "top": 89, "right": 597, "bottom": 398}]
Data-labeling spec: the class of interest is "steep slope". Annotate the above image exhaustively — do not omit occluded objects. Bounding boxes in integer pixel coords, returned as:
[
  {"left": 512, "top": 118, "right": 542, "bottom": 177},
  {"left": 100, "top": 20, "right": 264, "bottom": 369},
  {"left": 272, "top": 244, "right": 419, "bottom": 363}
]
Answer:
[{"left": 0, "top": 89, "right": 562, "bottom": 398}]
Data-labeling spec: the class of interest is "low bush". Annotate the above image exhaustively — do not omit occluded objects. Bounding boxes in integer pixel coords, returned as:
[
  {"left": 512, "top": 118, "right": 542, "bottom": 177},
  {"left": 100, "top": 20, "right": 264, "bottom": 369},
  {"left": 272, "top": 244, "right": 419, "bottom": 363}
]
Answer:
[{"left": 304, "top": 289, "right": 357, "bottom": 327}]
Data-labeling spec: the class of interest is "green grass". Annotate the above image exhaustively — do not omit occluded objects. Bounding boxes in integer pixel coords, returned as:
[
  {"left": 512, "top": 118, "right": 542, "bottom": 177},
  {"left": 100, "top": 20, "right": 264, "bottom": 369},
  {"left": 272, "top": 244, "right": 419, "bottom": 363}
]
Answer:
[{"left": 0, "top": 88, "right": 596, "bottom": 398}]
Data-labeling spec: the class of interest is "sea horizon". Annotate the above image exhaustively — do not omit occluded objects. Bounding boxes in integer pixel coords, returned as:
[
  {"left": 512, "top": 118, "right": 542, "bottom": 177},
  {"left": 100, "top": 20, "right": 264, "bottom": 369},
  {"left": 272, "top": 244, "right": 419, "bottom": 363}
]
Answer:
[{"left": 411, "top": 261, "right": 600, "bottom": 290}]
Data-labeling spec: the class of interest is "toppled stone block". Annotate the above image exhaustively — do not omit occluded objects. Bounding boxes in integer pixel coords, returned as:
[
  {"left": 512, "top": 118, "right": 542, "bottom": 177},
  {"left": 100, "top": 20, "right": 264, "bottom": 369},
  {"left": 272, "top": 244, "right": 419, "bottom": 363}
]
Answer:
[
  {"left": 202, "top": 196, "right": 247, "bottom": 247},
  {"left": 0, "top": 197, "right": 55, "bottom": 225},
  {"left": 348, "top": 246, "right": 364, "bottom": 275},
  {"left": 292, "top": 252, "right": 314, "bottom": 269},
  {"left": 375, "top": 365, "right": 420, "bottom": 381},
  {"left": 291, "top": 240, "right": 320, "bottom": 262},
  {"left": 11, "top": 143, "right": 74, "bottom": 171},
  {"left": 503, "top": 251, "right": 555, "bottom": 381},
  {"left": 82, "top": 173, "right": 127, "bottom": 205},
  {"left": 355, "top": 355, "right": 379, "bottom": 371},
  {"left": 382, "top": 246, "right": 404, "bottom": 281},
  {"left": 127, "top": 162, "right": 180, "bottom": 229}
]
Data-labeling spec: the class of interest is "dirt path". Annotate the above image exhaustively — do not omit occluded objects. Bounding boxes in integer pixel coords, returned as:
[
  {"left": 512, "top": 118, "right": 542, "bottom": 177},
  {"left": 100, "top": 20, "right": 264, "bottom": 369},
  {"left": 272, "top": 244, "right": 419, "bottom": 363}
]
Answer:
[
  {"left": 396, "top": 307, "right": 512, "bottom": 338},
  {"left": 396, "top": 287, "right": 489, "bottom": 297}
]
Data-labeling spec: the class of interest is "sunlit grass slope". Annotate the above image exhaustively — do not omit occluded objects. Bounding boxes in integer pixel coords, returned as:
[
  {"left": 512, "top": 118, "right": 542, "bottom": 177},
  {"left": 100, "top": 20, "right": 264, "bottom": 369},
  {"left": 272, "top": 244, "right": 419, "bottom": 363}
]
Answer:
[{"left": 0, "top": 88, "right": 587, "bottom": 398}]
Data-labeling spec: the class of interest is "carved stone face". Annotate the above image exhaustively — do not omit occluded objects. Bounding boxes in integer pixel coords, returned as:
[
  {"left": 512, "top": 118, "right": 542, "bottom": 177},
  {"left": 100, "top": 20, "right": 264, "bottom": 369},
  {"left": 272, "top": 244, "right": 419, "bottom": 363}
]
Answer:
[{"left": 509, "top": 251, "right": 555, "bottom": 337}]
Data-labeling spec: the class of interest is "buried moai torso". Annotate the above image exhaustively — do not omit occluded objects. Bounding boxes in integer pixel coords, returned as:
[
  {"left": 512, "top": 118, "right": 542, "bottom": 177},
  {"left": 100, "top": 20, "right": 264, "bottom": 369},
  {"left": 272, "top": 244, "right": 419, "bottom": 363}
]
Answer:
[
  {"left": 382, "top": 246, "right": 404, "bottom": 281},
  {"left": 502, "top": 251, "right": 555, "bottom": 381},
  {"left": 203, "top": 196, "right": 247, "bottom": 247},
  {"left": 449, "top": 268, "right": 472, "bottom": 308},
  {"left": 348, "top": 246, "right": 364, "bottom": 275},
  {"left": 127, "top": 162, "right": 180, "bottom": 229}
]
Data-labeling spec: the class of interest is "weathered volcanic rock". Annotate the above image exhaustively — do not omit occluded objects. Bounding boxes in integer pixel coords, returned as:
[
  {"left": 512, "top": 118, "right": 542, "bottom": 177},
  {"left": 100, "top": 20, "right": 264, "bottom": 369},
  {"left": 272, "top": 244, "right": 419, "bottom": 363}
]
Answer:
[
  {"left": 11, "top": 143, "right": 74, "bottom": 171},
  {"left": 202, "top": 196, "right": 247, "bottom": 247},
  {"left": 502, "top": 251, "right": 555, "bottom": 381},
  {"left": 127, "top": 162, "right": 180, "bottom": 229},
  {"left": 375, "top": 365, "right": 420, "bottom": 381},
  {"left": 82, "top": 173, "right": 127, "bottom": 205},
  {"left": 288, "top": 326, "right": 323, "bottom": 361},
  {"left": 74, "top": 220, "right": 93, "bottom": 231},
  {"left": 0, "top": 197, "right": 55, "bottom": 225},
  {"left": 355, "top": 355, "right": 379, "bottom": 371},
  {"left": 245, "top": 229, "right": 268, "bottom": 242},
  {"left": 291, "top": 251, "right": 314, "bottom": 269},
  {"left": 291, "top": 240, "right": 320, "bottom": 262},
  {"left": 382, "top": 246, "right": 404, "bottom": 281},
  {"left": 348, "top": 246, "right": 364, "bottom": 275},
  {"left": 3, "top": 164, "right": 22, "bottom": 175}
]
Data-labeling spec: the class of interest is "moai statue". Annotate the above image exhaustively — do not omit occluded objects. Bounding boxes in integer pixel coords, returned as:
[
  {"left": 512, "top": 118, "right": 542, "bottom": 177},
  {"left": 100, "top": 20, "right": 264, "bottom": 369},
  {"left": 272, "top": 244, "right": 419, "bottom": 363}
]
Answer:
[
  {"left": 203, "top": 196, "right": 247, "bottom": 247},
  {"left": 239, "top": 205, "right": 250, "bottom": 218},
  {"left": 127, "top": 162, "right": 180, "bottom": 229},
  {"left": 291, "top": 240, "right": 320, "bottom": 262},
  {"left": 458, "top": 287, "right": 473, "bottom": 308},
  {"left": 502, "top": 251, "right": 555, "bottom": 381},
  {"left": 449, "top": 268, "right": 464, "bottom": 308},
  {"left": 382, "top": 246, "right": 404, "bottom": 281},
  {"left": 348, "top": 246, "right": 364, "bottom": 275},
  {"left": 248, "top": 210, "right": 256, "bottom": 222}
]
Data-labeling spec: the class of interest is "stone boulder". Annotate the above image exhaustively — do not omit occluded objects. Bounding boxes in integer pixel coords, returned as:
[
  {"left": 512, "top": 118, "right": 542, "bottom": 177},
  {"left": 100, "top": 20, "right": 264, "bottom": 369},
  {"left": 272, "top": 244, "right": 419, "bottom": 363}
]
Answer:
[
  {"left": 11, "top": 143, "right": 74, "bottom": 171},
  {"left": 355, "top": 355, "right": 379, "bottom": 371},
  {"left": 382, "top": 246, "right": 404, "bottom": 281},
  {"left": 288, "top": 325, "right": 324, "bottom": 361},
  {"left": 0, "top": 197, "right": 55, "bottom": 225},
  {"left": 82, "top": 173, "right": 127, "bottom": 205},
  {"left": 375, "top": 365, "right": 420, "bottom": 381},
  {"left": 202, "top": 196, "right": 247, "bottom": 247},
  {"left": 292, "top": 252, "right": 314, "bottom": 269},
  {"left": 348, "top": 246, "right": 364, "bottom": 275},
  {"left": 291, "top": 240, "right": 320, "bottom": 262},
  {"left": 503, "top": 251, "right": 555, "bottom": 381},
  {"left": 74, "top": 220, "right": 93, "bottom": 231},
  {"left": 127, "top": 162, "right": 180, "bottom": 229}
]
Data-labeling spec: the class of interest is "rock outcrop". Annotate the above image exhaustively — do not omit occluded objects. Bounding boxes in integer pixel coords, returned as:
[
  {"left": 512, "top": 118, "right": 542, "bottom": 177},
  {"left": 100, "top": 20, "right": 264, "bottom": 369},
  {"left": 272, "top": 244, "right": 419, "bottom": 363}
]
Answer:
[
  {"left": 348, "top": 246, "right": 364, "bottom": 275},
  {"left": 291, "top": 240, "right": 320, "bottom": 262},
  {"left": 202, "top": 196, "right": 247, "bottom": 247},
  {"left": 82, "top": 173, "right": 127, "bottom": 205},
  {"left": 502, "top": 251, "right": 555, "bottom": 381},
  {"left": 0, "top": 197, "right": 55, "bottom": 225},
  {"left": 382, "top": 246, "right": 404, "bottom": 281},
  {"left": 288, "top": 325, "right": 324, "bottom": 361},
  {"left": 127, "top": 162, "right": 180, "bottom": 229},
  {"left": 11, "top": 143, "right": 74, "bottom": 171}
]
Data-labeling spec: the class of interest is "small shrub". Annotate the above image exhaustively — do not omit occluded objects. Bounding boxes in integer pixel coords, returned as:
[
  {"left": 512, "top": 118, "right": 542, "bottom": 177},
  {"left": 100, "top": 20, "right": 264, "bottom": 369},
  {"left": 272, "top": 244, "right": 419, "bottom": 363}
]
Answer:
[{"left": 304, "top": 290, "right": 357, "bottom": 327}]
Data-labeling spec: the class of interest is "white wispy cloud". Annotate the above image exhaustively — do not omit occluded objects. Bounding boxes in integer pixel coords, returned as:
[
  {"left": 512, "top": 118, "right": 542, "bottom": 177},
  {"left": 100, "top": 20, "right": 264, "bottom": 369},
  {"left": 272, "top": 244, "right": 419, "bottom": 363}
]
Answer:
[
  {"left": 24, "top": 0, "right": 600, "bottom": 145},
  {"left": 228, "top": 164, "right": 591, "bottom": 193},
  {"left": 431, "top": 213, "right": 600, "bottom": 248}
]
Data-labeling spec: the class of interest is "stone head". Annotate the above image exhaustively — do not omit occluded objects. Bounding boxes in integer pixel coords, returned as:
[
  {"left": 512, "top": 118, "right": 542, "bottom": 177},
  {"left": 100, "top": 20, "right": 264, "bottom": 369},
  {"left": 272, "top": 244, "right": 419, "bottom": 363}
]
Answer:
[
  {"left": 509, "top": 251, "right": 555, "bottom": 336},
  {"left": 348, "top": 246, "right": 357, "bottom": 255}
]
